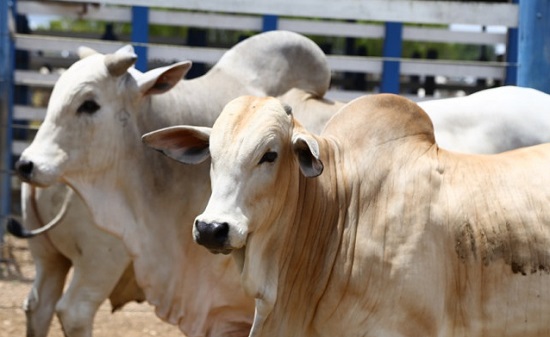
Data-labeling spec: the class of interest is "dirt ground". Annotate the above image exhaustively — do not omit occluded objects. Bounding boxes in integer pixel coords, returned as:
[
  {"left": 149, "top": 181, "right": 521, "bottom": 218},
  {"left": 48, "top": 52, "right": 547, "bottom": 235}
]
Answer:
[{"left": 0, "top": 236, "right": 185, "bottom": 337}]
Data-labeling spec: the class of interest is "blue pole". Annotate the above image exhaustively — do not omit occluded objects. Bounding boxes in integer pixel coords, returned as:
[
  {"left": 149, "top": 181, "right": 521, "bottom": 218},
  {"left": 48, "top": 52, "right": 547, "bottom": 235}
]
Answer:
[
  {"left": 131, "top": 6, "right": 149, "bottom": 71},
  {"left": 0, "top": 0, "right": 15, "bottom": 238},
  {"left": 505, "top": 27, "right": 518, "bottom": 85},
  {"left": 262, "top": 15, "right": 278, "bottom": 31},
  {"left": 505, "top": 0, "right": 519, "bottom": 85},
  {"left": 381, "top": 22, "right": 402, "bottom": 94},
  {"left": 517, "top": 0, "right": 550, "bottom": 93}
]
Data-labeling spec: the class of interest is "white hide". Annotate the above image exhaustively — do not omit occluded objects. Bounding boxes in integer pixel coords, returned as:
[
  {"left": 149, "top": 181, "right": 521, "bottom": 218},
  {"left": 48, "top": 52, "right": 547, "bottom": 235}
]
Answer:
[{"left": 420, "top": 86, "right": 550, "bottom": 154}]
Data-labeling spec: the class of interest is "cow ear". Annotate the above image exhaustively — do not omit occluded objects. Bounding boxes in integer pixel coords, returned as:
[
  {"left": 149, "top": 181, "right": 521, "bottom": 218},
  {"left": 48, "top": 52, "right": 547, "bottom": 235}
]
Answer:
[
  {"left": 291, "top": 133, "right": 323, "bottom": 178},
  {"left": 137, "top": 61, "right": 192, "bottom": 96},
  {"left": 142, "top": 125, "right": 211, "bottom": 165}
]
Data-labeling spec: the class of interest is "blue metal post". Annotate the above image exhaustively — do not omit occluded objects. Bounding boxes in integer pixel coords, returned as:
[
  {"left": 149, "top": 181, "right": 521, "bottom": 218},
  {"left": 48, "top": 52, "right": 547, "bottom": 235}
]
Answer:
[
  {"left": 262, "top": 15, "right": 278, "bottom": 31},
  {"left": 0, "top": 0, "right": 15, "bottom": 237},
  {"left": 505, "top": 27, "right": 518, "bottom": 85},
  {"left": 517, "top": 0, "right": 550, "bottom": 93},
  {"left": 505, "top": 0, "right": 519, "bottom": 85},
  {"left": 381, "top": 22, "right": 403, "bottom": 94},
  {"left": 131, "top": 6, "right": 149, "bottom": 71}
]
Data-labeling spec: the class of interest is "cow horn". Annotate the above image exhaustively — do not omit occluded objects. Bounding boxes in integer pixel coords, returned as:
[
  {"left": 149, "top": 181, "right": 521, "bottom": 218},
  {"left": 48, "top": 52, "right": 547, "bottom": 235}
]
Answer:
[
  {"left": 6, "top": 187, "right": 74, "bottom": 239},
  {"left": 105, "top": 53, "right": 137, "bottom": 77},
  {"left": 78, "top": 46, "right": 99, "bottom": 59},
  {"left": 114, "top": 44, "right": 135, "bottom": 55}
]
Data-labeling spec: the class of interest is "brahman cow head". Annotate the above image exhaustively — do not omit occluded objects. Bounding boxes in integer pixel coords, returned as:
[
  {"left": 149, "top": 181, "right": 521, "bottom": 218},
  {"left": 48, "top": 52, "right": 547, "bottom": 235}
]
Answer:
[
  {"left": 143, "top": 95, "right": 324, "bottom": 254},
  {"left": 15, "top": 45, "right": 191, "bottom": 187}
]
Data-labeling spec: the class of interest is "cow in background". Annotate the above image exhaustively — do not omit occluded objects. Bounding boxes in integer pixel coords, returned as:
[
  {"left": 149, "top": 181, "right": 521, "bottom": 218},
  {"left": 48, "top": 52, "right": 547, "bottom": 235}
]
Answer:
[{"left": 419, "top": 86, "right": 550, "bottom": 154}]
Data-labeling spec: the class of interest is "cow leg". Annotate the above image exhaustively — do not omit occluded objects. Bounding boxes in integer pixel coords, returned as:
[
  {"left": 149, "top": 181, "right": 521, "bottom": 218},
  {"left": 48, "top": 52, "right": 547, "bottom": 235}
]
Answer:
[
  {"left": 27, "top": 183, "right": 136, "bottom": 337},
  {"left": 22, "top": 184, "right": 72, "bottom": 337},
  {"left": 55, "top": 247, "right": 131, "bottom": 337},
  {"left": 24, "top": 252, "right": 71, "bottom": 337}
]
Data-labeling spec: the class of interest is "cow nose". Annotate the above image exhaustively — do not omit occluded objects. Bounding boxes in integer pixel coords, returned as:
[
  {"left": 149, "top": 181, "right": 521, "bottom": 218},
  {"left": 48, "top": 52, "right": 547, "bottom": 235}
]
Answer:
[
  {"left": 15, "top": 160, "right": 34, "bottom": 181},
  {"left": 194, "top": 220, "right": 229, "bottom": 250}
]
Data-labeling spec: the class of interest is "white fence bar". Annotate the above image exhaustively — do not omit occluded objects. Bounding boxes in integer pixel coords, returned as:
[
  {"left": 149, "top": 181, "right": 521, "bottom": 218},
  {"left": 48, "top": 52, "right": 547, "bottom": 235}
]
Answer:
[
  {"left": 402, "top": 26, "right": 507, "bottom": 45},
  {"left": 17, "top": 1, "right": 131, "bottom": 22},
  {"left": 400, "top": 60, "right": 505, "bottom": 79},
  {"left": 14, "top": 105, "right": 47, "bottom": 121},
  {"left": 327, "top": 56, "right": 383, "bottom": 74},
  {"left": 11, "top": 141, "right": 28, "bottom": 157},
  {"left": 51, "top": 0, "right": 519, "bottom": 27},
  {"left": 14, "top": 69, "right": 60, "bottom": 87},
  {"left": 147, "top": 44, "right": 226, "bottom": 64},
  {"left": 279, "top": 20, "right": 385, "bottom": 40},
  {"left": 16, "top": 34, "right": 126, "bottom": 54},
  {"left": 149, "top": 11, "right": 262, "bottom": 31},
  {"left": 18, "top": 1, "right": 510, "bottom": 45}
]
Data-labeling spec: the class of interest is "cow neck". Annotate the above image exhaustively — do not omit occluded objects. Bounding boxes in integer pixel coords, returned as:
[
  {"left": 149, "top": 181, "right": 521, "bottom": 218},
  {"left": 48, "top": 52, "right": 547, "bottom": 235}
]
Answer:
[
  {"left": 68, "top": 137, "right": 252, "bottom": 335},
  {"left": 137, "top": 80, "right": 256, "bottom": 335},
  {"left": 246, "top": 137, "right": 350, "bottom": 336},
  {"left": 65, "top": 76, "right": 254, "bottom": 336}
]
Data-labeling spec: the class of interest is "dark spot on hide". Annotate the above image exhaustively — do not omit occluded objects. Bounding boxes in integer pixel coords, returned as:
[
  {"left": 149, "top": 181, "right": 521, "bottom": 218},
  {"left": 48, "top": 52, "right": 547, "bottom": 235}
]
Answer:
[
  {"left": 117, "top": 109, "right": 130, "bottom": 127},
  {"left": 455, "top": 222, "right": 477, "bottom": 262},
  {"left": 511, "top": 261, "right": 527, "bottom": 275},
  {"left": 455, "top": 220, "right": 550, "bottom": 276}
]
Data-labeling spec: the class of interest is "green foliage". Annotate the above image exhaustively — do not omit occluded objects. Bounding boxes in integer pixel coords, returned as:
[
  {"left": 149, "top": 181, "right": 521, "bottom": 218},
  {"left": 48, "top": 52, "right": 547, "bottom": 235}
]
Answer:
[
  {"left": 42, "top": 19, "right": 108, "bottom": 33},
  {"left": 402, "top": 41, "right": 496, "bottom": 61}
]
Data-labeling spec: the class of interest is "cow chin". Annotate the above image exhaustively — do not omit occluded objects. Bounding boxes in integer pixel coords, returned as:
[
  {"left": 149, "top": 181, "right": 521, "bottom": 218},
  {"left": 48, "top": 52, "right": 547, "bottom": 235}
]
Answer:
[
  {"left": 227, "top": 225, "right": 249, "bottom": 250},
  {"left": 208, "top": 247, "right": 234, "bottom": 255}
]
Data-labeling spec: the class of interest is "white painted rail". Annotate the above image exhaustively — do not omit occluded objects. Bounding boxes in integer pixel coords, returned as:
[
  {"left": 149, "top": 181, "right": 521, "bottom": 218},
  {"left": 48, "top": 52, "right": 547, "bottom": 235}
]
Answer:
[{"left": 49, "top": 0, "right": 519, "bottom": 26}]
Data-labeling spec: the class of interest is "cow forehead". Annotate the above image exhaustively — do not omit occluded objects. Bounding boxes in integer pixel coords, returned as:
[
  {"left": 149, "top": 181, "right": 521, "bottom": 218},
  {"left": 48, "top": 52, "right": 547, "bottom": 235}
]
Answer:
[
  {"left": 210, "top": 96, "right": 293, "bottom": 160},
  {"left": 57, "top": 54, "right": 110, "bottom": 86},
  {"left": 50, "top": 54, "right": 115, "bottom": 103}
]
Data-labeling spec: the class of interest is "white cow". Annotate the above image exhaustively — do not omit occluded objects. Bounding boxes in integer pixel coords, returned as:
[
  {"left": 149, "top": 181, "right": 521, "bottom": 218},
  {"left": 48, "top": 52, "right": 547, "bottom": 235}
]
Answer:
[
  {"left": 13, "top": 30, "right": 336, "bottom": 337},
  {"left": 145, "top": 94, "right": 550, "bottom": 337},
  {"left": 418, "top": 86, "right": 550, "bottom": 154}
]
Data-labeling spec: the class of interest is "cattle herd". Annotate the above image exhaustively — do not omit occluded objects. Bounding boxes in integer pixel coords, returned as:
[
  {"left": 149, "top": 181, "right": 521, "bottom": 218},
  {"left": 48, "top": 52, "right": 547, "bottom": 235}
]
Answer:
[{"left": 7, "top": 30, "right": 550, "bottom": 337}]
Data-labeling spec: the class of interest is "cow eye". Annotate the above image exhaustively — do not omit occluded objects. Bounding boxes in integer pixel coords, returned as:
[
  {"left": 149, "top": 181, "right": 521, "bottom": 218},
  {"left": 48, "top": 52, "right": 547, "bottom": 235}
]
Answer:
[
  {"left": 77, "top": 100, "right": 100, "bottom": 114},
  {"left": 258, "top": 151, "right": 278, "bottom": 165}
]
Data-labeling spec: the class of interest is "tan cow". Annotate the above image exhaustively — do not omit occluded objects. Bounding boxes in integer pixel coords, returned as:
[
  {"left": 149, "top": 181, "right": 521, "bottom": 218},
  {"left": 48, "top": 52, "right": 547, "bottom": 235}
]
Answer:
[{"left": 144, "top": 94, "right": 550, "bottom": 337}]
